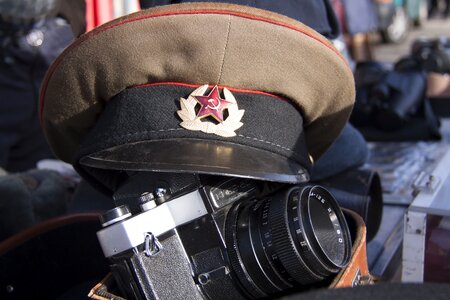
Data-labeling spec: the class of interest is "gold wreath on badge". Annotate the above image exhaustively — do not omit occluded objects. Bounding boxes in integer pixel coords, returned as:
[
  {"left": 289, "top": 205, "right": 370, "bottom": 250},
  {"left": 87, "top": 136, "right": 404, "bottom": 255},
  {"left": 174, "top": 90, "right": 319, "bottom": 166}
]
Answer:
[{"left": 177, "top": 85, "right": 245, "bottom": 137}]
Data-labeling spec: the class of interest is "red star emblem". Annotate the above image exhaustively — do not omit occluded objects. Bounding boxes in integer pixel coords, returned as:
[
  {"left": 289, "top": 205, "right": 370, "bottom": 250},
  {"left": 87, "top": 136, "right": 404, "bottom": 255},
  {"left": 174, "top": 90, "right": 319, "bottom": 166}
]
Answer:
[{"left": 193, "top": 86, "right": 233, "bottom": 122}]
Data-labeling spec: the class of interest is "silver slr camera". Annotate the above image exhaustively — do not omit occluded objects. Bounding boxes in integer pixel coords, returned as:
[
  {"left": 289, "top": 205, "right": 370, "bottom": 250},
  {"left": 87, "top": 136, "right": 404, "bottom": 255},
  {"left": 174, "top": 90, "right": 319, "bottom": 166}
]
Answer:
[{"left": 97, "top": 172, "right": 352, "bottom": 299}]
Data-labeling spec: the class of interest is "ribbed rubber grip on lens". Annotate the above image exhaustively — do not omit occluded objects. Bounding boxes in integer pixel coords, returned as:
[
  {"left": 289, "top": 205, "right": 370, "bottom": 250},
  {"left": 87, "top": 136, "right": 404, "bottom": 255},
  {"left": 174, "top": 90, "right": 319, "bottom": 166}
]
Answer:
[{"left": 268, "top": 196, "right": 322, "bottom": 285}]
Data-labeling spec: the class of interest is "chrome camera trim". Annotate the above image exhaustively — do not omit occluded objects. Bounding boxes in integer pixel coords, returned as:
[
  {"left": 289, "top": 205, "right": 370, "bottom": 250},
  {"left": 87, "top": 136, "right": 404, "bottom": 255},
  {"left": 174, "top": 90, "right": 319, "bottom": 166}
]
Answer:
[{"left": 97, "top": 190, "right": 207, "bottom": 257}]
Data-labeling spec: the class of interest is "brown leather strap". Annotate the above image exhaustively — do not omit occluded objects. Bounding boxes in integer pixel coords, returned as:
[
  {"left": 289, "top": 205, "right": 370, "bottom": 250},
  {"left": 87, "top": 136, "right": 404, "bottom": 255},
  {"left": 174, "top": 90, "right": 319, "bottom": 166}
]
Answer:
[
  {"left": 88, "top": 273, "right": 126, "bottom": 300},
  {"left": 0, "top": 213, "right": 101, "bottom": 255},
  {"left": 0, "top": 212, "right": 109, "bottom": 300},
  {"left": 330, "top": 208, "right": 373, "bottom": 288}
]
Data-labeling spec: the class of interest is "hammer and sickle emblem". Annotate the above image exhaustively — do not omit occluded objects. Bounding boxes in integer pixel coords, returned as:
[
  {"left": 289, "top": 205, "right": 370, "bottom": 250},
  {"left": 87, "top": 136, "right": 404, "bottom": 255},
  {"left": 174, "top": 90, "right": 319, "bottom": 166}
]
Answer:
[
  {"left": 177, "top": 85, "right": 245, "bottom": 137},
  {"left": 207, "top": 98, "right": 221, "bottom": 111}
]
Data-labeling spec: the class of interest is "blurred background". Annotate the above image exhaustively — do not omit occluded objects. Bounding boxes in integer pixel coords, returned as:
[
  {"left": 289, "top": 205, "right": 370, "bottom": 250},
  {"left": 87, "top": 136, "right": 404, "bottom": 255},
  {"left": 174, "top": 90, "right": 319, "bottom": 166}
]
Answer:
[
  {"left": 373, "top": 7, "right": 450, "bottom": 63},
  {"left": 360, "top": 0, "right": 450, "bottom": 63}
]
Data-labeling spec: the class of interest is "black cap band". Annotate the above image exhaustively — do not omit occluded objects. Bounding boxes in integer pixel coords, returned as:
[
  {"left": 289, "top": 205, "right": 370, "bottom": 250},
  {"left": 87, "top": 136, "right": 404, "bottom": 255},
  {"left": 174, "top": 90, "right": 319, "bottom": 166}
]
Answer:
[{"left": 74, "top": 84, "right": 311, "bottom": 193}]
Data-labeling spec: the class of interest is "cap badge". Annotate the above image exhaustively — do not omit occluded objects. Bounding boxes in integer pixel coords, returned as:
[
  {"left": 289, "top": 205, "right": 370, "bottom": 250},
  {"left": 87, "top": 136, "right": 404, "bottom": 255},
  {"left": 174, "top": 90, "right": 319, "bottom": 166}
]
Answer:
[{"left": 177, "top": 85, "right": 245, "bottom": 137}]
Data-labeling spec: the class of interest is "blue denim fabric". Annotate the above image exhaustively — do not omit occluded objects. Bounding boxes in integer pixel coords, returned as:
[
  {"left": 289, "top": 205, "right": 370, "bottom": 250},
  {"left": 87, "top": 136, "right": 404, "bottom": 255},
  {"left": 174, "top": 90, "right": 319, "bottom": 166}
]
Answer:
[
  {"left": 341, "top": 0, "right": 379, "bottom": 35},
  {"left": 140, "top": 0, "right": 340, "bottom": 38},
  {"left": 310, "top": 123, "right": 369, "bottom": 181},
  {"left": 0, "top": 17, "right": 74, "bottom": 172}
]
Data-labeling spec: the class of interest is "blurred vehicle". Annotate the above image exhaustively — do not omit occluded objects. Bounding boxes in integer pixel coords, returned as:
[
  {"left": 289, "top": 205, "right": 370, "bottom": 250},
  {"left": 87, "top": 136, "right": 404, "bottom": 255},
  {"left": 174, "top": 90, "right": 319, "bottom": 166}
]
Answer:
[{"left": 377, "top": 0, "right": 429, "bottom": 43}]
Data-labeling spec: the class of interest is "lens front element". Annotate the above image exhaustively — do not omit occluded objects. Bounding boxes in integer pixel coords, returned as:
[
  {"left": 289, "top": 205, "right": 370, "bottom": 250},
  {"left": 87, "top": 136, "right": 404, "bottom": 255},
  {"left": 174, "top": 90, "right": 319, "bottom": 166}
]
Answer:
[{"left": 307, "top": 187, "right": 349, "bottom": 269}]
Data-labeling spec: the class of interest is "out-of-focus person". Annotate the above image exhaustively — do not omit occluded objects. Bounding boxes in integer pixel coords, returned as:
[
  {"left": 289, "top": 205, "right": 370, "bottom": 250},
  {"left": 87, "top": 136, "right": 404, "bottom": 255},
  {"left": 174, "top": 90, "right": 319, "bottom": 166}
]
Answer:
[
  {"left": 0, "top": 0, "right": 85, "bottom": 173},
  {"left": 332, "top": 0, "right": 379, "bottom": 62},
  {"left": 429, "top": 0, "right": 450, "bottom": 18}
]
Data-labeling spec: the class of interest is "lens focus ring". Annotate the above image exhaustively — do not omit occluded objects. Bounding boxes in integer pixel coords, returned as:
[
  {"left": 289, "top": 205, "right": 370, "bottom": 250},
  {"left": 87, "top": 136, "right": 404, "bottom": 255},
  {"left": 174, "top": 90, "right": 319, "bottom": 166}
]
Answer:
[{"left": 268, "top": 187, "right": 323, "bottom": 284}]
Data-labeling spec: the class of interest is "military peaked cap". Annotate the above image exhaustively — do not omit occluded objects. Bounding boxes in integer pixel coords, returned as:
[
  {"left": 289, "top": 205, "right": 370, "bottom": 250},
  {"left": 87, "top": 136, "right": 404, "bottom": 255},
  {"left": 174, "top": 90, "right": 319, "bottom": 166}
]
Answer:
[{"left": 39, "top": 2, "right": 355, "bottom": 192}]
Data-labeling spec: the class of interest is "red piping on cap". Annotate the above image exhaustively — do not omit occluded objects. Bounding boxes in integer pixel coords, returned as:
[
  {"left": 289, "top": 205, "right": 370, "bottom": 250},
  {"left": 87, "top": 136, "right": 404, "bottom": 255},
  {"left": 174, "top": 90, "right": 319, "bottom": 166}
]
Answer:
[{"left": 133, "top": 81, "right": 289, "bottom": 102}]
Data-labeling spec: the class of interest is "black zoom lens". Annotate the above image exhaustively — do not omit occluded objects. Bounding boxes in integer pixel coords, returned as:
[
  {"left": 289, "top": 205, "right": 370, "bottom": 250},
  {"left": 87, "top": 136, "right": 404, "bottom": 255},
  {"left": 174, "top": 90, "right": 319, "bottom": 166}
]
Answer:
[{"left": 225, "top": 185, "right": 352, "bottom": 299}]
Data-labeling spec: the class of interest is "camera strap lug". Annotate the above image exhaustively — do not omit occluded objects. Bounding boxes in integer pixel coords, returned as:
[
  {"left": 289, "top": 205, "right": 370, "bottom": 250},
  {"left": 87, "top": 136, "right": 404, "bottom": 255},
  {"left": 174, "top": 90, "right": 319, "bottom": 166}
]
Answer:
[
  {"left": 144, "top": 232, "right": 163, "bottom": 257},
  {"left": 197, "top": 266, "right": 230, "bottom": 285}
]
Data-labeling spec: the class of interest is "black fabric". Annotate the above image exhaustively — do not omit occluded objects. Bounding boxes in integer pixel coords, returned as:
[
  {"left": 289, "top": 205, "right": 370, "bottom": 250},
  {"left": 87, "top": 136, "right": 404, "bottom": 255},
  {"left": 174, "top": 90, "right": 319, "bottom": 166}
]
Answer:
[
  {"left": 139, "top": 0, "right": 340, "bottom": 38},
  {"left": 0, "top": 218, "right": 109, "bottom": 300},
  {"left": 408, "top": 37, "right": 450, "bottom": 74},
  {"left": 0, "top": 169, "right": 72, "bottom": 241},
  {"left": 74, "top": 84, "right": 310, "bottom": 194},
  {"left": 430, "top": 98, "right": 450, "bottom": 117},
  {"left": 281, "top": 282, "right": 450, "bottom": 300},
  {"left": 0, "top": 0, "right": 58, "bottom": 23},
  {"left": 351, "top": 62, "right": 442, "bottom": 142},
  {"left": 354, "top": 102, "right": 442, "bottom": 142},
  {"left": 0, "top": 17, "right": 74, "bottom": 172}
]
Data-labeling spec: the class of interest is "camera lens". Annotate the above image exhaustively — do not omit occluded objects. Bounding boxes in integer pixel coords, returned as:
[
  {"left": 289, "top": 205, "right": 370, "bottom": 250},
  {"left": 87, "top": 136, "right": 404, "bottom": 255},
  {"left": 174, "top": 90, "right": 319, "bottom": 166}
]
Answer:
[{"left": 225, "top": 185, "right": 352, "bottom": 299}]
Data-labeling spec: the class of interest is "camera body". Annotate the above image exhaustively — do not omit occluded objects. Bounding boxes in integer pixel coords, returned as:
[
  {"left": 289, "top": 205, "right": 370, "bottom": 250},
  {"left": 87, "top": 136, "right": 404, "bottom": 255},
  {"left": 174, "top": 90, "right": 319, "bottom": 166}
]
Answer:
[
  {"left": 97, "top": 173, "right": 351, "bottom": 299},
  {"left": 411, "top": 37, "right": 450, "bottom": 74}
]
